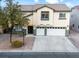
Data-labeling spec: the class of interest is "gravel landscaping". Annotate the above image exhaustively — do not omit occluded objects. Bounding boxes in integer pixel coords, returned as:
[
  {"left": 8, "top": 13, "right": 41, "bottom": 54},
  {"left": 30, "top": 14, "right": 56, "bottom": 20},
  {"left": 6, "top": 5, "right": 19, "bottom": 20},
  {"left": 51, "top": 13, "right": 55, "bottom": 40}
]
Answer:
[{"left": 0, "top": 34, "right": 35, "bottom": 52}]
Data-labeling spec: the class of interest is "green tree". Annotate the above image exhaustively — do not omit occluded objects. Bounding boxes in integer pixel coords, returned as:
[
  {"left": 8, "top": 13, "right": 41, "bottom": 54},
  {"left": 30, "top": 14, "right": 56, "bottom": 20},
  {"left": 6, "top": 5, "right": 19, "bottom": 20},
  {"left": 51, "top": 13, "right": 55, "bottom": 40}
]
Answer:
[
  {"left": 5, "top": 0, "right": 29, "bottom": 43},
  {"left": 0, "top": 5, "right": 9, "bottom": 33}
]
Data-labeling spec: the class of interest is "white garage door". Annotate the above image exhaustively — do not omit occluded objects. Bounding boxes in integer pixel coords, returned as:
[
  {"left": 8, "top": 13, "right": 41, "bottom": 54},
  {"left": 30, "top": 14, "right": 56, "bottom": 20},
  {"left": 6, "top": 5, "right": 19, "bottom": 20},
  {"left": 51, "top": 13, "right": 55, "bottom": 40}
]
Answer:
[
  {"left": 47, "top": 28, "right": 65, "bottom": 36},
  {"left": 36, "top": 28, "right": 45, "bottom": 35}
]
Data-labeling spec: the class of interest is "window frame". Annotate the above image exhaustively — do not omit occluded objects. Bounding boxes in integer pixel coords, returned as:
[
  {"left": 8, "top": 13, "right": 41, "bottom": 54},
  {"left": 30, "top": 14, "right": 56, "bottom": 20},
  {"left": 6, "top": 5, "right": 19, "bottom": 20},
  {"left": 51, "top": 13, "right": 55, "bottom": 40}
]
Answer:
[
  {"left": 59, "top": 12, "right": 66, "bottom": 19},
  {"left": 78, "top": 25, "right": 79, "bottom": 29},
  {"left": 41, "top": 11, "right": 49, "bottom": 20},
  {"left": 72, "top": 24, "right": 74, "bottom": 27}
]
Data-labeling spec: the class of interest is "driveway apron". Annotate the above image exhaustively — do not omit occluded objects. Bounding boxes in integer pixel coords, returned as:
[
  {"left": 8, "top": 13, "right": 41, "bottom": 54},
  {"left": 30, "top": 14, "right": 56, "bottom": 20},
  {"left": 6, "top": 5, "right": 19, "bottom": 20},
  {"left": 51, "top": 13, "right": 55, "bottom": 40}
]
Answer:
[{"left": 32, "top": 36, "right": 79, "bottom": 52}]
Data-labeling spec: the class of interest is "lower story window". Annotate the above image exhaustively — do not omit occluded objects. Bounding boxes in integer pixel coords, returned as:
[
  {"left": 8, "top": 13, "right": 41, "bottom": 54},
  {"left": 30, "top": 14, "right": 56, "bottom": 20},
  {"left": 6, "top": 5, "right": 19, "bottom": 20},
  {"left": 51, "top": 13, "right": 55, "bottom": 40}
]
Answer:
[
  {"left": 72, "top": 24, "right": 74, "bottom": 27},
  {"left": 78, "top": 25, "right": 79, "bottom": 29}
]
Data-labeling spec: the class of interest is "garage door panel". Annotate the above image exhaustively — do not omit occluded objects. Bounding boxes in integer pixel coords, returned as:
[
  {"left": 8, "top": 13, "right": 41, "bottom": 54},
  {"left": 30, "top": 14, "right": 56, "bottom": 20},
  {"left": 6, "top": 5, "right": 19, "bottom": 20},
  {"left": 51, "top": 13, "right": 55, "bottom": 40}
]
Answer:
[
  {"left": 47, "top": 29, "right": 65, "bottom": 36},
  {"left": 36, "top": 29, "right": 45, "bottom": 35},
  {"left": 36, "top": 27, "right": 66, "bottom": 36}
]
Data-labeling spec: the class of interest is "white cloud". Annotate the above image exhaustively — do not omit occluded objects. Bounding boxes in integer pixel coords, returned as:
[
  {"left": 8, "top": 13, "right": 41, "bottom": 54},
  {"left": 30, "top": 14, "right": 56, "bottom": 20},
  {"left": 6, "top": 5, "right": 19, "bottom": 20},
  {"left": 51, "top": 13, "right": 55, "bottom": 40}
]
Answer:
[
  {"left": 45, "top": 0, "right": 64, "bottom": 4},
  {"left": 59, "top": 0, "right": 64, "bottom": 2},
  {"left": 34, "top": 0, "right": 39, "bottom": 3},
  {"left": 65, "top": 2, "right": 73, "bottom": 8},
  {"left": 46, "top": 0, "right": 59, "bottom": 4}
]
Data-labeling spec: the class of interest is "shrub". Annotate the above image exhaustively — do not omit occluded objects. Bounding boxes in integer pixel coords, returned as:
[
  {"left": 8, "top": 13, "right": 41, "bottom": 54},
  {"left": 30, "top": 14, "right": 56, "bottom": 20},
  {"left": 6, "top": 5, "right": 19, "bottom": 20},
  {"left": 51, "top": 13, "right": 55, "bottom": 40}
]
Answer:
[{"left": 11, "top": 40, "right": 23, "bottom": 48}]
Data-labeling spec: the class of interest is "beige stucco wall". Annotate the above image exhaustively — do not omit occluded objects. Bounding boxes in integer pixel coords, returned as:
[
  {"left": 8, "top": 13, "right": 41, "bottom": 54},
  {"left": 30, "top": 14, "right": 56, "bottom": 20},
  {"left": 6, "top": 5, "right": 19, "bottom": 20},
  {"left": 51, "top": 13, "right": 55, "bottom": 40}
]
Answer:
[
  {"left": 33, "top": 7, "right": 54, "bottom": 26},
  {"left": 27, "top": 16, "right": 33, "bottom": 25},
  {"left": 23, "top": 7, "right": 70, "bottom": 30},
  {"left": 53, "top": 12, "right": 70, "bottom": 30}
]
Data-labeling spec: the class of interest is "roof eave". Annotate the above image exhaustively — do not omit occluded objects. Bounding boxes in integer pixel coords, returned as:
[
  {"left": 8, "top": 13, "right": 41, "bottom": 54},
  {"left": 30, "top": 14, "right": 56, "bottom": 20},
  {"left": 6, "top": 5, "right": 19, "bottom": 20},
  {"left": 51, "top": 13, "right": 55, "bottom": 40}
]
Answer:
[{"left": 54, "top": 10, "right": 71, "bottom": 12}]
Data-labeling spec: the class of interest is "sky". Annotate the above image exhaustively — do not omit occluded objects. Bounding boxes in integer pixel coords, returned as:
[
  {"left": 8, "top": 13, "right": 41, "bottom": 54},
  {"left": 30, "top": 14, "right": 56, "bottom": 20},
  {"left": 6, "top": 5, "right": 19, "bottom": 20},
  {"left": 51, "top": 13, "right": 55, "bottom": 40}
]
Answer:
[{"left": 1, "top": 0, "right": 79, "bottom": 8}]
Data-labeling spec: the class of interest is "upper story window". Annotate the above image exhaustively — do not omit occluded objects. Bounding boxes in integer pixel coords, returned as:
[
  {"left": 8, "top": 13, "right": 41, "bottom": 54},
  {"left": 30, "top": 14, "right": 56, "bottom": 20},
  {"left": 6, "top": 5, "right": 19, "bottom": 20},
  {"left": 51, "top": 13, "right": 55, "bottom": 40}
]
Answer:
[
  {"left": 59, "top": 13, "right": 66, "bottom": 19},
  {"left": 41, "top": 11, "right": 49, "bottom": 20}
]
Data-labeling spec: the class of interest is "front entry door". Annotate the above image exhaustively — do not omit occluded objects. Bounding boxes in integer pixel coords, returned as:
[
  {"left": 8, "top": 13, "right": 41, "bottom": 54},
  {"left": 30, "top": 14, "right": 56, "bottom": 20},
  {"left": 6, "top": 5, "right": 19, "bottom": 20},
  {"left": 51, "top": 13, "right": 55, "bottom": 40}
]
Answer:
[{"left": 28, "top": 26, "right": 33, "bottom": 34}]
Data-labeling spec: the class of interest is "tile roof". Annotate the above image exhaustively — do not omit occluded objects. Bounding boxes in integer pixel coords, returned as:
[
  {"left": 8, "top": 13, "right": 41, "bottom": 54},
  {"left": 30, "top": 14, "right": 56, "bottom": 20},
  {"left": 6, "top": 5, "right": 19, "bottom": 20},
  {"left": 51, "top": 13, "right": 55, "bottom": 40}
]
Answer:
[{"left": 20, "top": 4, "right": 71, "bottom": 12}]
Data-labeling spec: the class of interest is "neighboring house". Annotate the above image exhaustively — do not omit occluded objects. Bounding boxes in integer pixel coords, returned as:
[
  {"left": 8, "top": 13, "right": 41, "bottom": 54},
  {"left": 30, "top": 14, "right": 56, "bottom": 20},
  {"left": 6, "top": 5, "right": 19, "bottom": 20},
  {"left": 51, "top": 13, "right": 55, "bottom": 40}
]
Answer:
[
  {"left": 21, "top": 4, "right": 71, "bottom": 36},
  {"left": 70, "top": 6, "right": 79, "bottom": 32}
]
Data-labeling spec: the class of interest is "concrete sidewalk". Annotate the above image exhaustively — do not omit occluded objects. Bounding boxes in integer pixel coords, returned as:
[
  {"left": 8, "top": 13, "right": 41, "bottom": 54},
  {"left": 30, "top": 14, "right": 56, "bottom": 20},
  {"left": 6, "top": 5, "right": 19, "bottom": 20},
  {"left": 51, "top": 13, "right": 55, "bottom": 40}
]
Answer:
[{"left": 32, "top": 36, "right": 79, "bottom": 52}]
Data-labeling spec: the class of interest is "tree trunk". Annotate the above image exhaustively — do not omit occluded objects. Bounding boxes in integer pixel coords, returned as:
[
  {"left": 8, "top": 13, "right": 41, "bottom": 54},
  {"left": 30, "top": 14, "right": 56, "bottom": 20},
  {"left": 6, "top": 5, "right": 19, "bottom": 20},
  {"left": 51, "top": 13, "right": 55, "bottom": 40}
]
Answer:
[
  {"left": 10, "top": 26, "right": 14, "bottom": 43},
  {"left": 23, "top": 29, "right": 24, "bottom": 45}
]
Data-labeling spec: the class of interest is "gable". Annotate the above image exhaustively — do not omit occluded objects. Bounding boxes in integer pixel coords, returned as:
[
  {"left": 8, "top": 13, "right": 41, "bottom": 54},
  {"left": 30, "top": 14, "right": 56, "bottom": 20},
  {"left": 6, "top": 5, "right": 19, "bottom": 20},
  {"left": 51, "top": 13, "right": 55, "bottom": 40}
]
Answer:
[{"left": 35, "top": 5, "right": 55, "bottom": 11}]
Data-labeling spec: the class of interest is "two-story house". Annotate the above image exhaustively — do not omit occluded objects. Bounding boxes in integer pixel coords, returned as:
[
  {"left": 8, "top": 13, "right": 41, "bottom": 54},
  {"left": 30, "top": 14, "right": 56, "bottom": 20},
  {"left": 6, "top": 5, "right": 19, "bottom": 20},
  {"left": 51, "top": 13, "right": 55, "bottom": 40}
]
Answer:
[{"left": 21, "top": 4, "right": 71, "bottom": 36}]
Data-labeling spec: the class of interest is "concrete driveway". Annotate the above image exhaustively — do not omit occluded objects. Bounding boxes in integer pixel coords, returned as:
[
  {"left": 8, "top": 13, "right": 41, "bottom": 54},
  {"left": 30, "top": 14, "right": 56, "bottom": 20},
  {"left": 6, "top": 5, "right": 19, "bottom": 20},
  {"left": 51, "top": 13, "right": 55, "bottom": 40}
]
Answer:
[
  {"left": 32, "top": 36, "right": 79, "bottom": 52},
  {"left": 69, "top": 30, "right": 79, "bottom": 49}
]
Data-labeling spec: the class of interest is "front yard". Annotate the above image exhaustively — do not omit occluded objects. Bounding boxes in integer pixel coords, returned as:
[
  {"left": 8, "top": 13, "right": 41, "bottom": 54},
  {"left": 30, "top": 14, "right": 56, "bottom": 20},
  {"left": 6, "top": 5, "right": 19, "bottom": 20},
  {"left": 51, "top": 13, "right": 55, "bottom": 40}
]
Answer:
[
  {"left": 0, "top": 31, "right": 78, "bottom": 52},
  {"left": 0, "top": 34, "right": 35, "bottom": 52}
]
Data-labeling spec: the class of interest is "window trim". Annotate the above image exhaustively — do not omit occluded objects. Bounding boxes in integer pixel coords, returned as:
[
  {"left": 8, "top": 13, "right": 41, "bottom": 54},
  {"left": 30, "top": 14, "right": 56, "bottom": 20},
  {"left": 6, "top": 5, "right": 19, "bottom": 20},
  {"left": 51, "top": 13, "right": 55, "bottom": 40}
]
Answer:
[
  {"left": 41, "top": 11, "right": 49, "bottom": 20},
  {"left": 59, "top": 12, "right": 66, "bottom": 20}
]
